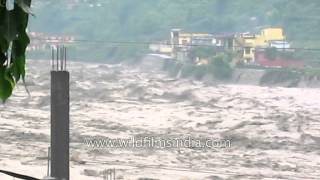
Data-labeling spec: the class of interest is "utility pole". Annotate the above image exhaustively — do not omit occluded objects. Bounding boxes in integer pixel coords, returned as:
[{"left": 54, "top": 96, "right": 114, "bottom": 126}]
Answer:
[{"left": 50, "top": 46, "right": 69, "bottom": 180}]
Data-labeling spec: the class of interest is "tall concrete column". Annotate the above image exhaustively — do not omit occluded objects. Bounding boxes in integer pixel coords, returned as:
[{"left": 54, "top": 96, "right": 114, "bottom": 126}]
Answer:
[{"left": 50, "top": 46, "right": 69, "bottom": 180}]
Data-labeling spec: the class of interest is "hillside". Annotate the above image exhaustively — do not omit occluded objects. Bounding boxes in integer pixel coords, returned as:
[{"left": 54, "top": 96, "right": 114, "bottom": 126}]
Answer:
[{"left": 28, "top": 0, "right": 320, "bottom": 61}]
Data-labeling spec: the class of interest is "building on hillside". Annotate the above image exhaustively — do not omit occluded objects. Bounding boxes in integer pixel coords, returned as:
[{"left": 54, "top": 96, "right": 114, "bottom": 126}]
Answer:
[
  {"left": 149, "top": 27, "right": 298, "bottom": 69},
  {"left": 170, "top": 29, "right": 217, "bottom": 61},
  {"left": 27, "top": 31, "right": 75, "bottom": 51},
  {"left": 169, "top": 29, "right": 241, "bottom": 62},
  {"left": 170, "top": 29, "right": 214, "bottom": 47},
  {"left": 149, "top": 41, "right": 173, "bottom": 55},
  {"left": 257, "top": 28, "right": 286, "bottom": 46},
  {"left": 238, "top": 27, "right": 290, "bottom": 63},
  {"left": 214, "top": 33, "right": 239, "bottom": 52},
  {"left": 236, "top": 33, "right": 257, "bottom": 63}
]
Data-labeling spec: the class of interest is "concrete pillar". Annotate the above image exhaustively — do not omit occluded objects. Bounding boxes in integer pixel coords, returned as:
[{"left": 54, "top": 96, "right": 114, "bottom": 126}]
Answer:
[{"left": 50, "top": 71, "right": 70, "bottom": 180}]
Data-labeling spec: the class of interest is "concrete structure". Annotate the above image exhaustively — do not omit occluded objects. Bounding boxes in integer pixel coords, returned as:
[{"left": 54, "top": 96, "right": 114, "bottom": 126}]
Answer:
[
  {"left": 50, "top": 47, "right": 70, "bottom": 180},
  {"left": 238, "top": 27, "right": 288, "bottom": 62},
  {"left": 214, "top": 33, "right": 237, "bottom": 51},
  {"left": 51, "top": 71, "right": 70, "bottom": 180},
  {"left": 151, "top": 27, "right": 296, "bottom": 68},
  {"left": 149, "top": 42, "right": 173, "bottom": 54},
  {"left": 258, "top": 28, "right": 286, "bottom": 44},
  {"left": 170, "top": 29, "right": 217, "bottom": 61}
]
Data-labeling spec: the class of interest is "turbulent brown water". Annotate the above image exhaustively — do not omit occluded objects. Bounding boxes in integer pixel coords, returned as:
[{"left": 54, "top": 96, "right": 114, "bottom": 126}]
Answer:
[{"left": 0, "top": 60, "right": 319, "bottom": 180}]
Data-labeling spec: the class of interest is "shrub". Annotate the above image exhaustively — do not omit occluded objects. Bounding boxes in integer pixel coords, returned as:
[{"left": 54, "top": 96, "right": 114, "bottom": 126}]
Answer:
[{"left": 208, "top": 55, "right": 233, "bottom": 80}]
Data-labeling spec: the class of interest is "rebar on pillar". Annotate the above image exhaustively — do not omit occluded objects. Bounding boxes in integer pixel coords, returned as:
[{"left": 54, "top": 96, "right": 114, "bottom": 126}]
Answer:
[{"left": 50, "top": 45, "right": 69, "bottom": 180}]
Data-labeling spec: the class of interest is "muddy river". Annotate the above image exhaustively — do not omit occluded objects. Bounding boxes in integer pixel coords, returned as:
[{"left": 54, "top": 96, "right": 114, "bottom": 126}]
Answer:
[{"left": 0, "top": 60, "right": 319, "bottom": 180}]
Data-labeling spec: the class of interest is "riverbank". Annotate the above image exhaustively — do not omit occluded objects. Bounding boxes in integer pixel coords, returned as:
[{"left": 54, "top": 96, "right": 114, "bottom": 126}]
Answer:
[{"left": 138, "top": 55, "right": 320, "bottom": 88}]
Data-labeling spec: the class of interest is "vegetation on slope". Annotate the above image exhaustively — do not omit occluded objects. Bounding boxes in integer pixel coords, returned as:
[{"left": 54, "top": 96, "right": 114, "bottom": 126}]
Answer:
[
  {"left": 29, "top": 0, "right": 320, "bottom": 61},
  {"left": 163, "top": 53, "right": 233, "bottom": 80}
]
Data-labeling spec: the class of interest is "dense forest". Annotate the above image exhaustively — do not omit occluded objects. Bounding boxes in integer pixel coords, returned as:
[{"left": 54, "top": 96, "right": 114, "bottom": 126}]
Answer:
[{"left": 28, "top": 0, "right": 320, "bottom": 61}]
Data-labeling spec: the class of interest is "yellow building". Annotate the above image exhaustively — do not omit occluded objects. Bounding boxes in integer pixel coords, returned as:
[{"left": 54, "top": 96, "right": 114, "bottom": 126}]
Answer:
[
  {"left": 261, "top": 28, "right": 285, "bottom": 41},
  {"left": 242, "top": 47, "right": 255, "bottom": 62},
  {"left": 149, "top": 43, "right": 173, "bottom": 54},
  {"left": 171, "top": 29, "right": 213, "bottom": 47},
  {"left": 170, "top": 29, "right": 215, "bottom": 61},
  {"left": 177, "top": 33, "right": 212, "bottom": 45},
  {"left": 240, "top": 27, "right": 286, "bottom": 62},
  {"left": 241, "top": 28, "right": 285, "bottom": 48},
  {"left": 166, "top": 28, "right": 287, "bottom": 63},
  {"left": 159, "top": 46, "right": 173, "bottom": 54}
]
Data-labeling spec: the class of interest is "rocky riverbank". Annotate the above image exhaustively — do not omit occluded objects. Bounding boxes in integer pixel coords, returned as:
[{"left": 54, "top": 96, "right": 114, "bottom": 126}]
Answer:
[{"left": 139, "top": 55, "right": 320, "bottom": 88}]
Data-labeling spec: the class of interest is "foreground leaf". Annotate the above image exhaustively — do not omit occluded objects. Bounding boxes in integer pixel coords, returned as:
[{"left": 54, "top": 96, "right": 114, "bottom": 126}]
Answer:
[
  {"left": 14, "top": 0, "right": 33, "bottom": 16},
  {"left": 0, "top": 66, "right": 14, "bottom": 101}
]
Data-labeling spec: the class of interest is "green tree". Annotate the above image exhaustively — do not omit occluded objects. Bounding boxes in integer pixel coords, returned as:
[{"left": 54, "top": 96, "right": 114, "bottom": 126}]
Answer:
[
  {"left": 0, "top": 0, "right": 32, "bottom": 101},
  {"left": 209, "top": 54, "right": 233, "bottom": 80}
]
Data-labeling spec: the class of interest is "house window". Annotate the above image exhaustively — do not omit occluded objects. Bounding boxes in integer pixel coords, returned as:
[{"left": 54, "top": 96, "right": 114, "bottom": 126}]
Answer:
[
  {"left": 228, "top": 39, "right": 233, "bottom": 48},
  {"left": 182, "top": 40, "right": 188, "bottom": 45},
  {"left": 173, "top": 31, "right": 179, "bottom": 38},
  {"left": 245, "top": 47, "right": 251, "bottom": 54}
]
